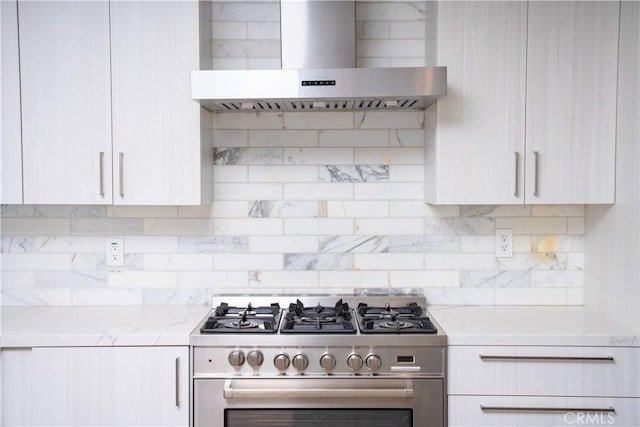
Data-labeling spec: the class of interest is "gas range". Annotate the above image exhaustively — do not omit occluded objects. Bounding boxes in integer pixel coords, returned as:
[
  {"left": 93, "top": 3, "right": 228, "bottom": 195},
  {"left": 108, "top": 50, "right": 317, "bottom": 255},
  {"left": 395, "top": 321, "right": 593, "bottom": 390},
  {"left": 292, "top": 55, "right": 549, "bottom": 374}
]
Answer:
[
  {"left": 191, "top": 296, "right": 447, "bottom": 427},
  {"left": 191, "top": 296, "right": 446, "bottom": 373}
]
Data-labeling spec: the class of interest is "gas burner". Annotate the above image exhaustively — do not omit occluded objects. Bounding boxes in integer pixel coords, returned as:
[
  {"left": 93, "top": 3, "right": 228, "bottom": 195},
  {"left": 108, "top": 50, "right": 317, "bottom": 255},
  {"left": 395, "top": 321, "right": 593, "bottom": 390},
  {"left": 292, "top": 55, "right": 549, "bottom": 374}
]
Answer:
[
  {"left": 379, "top": 320, "right": 413, "bottom": 329},
  {"left": 357, "top": 302, "right": 437, "bottom": 334},
  {"left": 281, "top": 298, "right": 357, "bottom": 334},
  {"left": 200, "top": 302, "right": 281, "bottom": 334},
  {"left": 223, "top": 320, "right": 259, "bottom": 329}
]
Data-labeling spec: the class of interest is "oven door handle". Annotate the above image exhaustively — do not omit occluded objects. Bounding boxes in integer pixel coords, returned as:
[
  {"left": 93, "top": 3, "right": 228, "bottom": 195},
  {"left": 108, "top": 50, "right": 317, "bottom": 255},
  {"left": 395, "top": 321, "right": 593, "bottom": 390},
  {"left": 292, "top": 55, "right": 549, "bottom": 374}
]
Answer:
[{"left": 223, "top": 380, "right": 414, "bottom": 400}]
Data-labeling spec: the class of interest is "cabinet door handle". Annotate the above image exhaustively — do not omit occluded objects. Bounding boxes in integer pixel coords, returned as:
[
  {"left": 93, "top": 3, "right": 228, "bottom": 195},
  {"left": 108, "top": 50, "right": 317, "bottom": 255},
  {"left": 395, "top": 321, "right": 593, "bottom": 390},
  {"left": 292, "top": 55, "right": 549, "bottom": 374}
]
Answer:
[
  {"left": 99, "top": 152, "right": 105, "bottom": 197},
  {"left": 533, "top": 151, "right": 540, "bottom": 197},
  {"left": 175, "top": 356, "right": 180, "bottom": 407},
  {"left": 118, "top": 152, "right": 124, "bottom": 198},
  {"left": 513, "top": 152, "right": 519, "bottom": 197},
  {"left": 481, "top": 405, "right": 615, "bottom": 413},
  {"left": 479, "top": 354, "right": 614, "bottom": 362}
]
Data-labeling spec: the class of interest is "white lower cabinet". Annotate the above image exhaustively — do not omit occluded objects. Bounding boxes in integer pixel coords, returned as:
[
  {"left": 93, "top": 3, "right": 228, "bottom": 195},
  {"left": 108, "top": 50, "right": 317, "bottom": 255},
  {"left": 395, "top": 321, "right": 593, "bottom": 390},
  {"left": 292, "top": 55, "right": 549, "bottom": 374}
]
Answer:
[
  {"left": 1, "top": 346, "right": 189, "bottom": 427},
  {"left": 448, "top": 345, "right": 640, "bottom": 427},
  {"left": 1, "top": 349, "right": 33, "bottom": 426},
  {"left": 449, "top": 395, "right": 639, "bottom": 427}
]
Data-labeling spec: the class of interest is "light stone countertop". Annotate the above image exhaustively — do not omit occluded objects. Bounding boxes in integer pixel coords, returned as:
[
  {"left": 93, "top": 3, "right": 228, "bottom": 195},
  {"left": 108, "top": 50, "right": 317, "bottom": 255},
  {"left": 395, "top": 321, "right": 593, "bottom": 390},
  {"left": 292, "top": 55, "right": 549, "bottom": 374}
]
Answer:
[
  {"left": 0, "top": 305, "right": 210, "bottom": 348},
  {"left": 1, "top": 305, "right": 638, "bottom": 349},
  {"left": 428, "top": 305, "right": 639, "bottom": 347}
]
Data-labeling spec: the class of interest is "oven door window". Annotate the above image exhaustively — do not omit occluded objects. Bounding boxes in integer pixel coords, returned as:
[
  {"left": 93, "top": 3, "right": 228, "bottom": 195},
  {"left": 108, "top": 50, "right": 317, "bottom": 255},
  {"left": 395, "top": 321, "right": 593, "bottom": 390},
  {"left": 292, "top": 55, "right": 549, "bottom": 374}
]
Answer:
[{"left": 225, "top": 408, "right": 412, "bottom": 427}]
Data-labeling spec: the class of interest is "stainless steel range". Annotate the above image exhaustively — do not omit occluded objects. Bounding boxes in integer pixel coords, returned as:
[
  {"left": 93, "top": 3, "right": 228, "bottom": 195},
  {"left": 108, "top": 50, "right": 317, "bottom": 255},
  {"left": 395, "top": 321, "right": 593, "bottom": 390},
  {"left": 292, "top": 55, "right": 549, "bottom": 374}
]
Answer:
[{"left": 190, "top": 296, "right": 446, "bottom": 427}]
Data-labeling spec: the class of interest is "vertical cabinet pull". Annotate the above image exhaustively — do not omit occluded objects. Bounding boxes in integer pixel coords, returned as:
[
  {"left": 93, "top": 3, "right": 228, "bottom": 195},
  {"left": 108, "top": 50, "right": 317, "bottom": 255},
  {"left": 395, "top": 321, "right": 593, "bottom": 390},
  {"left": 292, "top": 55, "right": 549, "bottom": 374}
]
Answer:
[
  {"left": 533, "top": 151, "right": 540, "bottom": 197},
  {"left": 175, "top": 357, "right": 180, "bottom": 407},
  {"left": 513, "top": 152, "right": 519, "bottom": 197},
  {"left": 119, "top": 152, "right": 124, "bottom": 198},
  {"left": 99, "top": 152, "right": 105, "bottom": 197}
]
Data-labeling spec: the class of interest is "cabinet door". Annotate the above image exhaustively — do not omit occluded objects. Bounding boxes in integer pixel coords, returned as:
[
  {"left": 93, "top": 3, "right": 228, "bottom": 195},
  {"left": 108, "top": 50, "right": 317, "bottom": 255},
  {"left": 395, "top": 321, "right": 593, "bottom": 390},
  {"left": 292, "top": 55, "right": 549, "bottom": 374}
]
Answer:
[
  {"left": 427, "top": 1, "right": 527, "bottom": 204},
  {"left": 1, "top": 0, "right": 23, "bottom": 204},
  {"left": 525, "top": 1, "right": 619, "bottom": 204},
  {"left": 1, "top": 349, "right": 33, "bottom": 426},
  {"left": 449, "top": 395, "right": 639, "bottom": 427},
  {"left": 19, "top": 1, "right": 113, "bottom": 204},
  {"left": 110, "top": 1, "right": 203, "bottom": 205},
  {"left": 32, "top": 346, "right": 189, "bottom": 427}
]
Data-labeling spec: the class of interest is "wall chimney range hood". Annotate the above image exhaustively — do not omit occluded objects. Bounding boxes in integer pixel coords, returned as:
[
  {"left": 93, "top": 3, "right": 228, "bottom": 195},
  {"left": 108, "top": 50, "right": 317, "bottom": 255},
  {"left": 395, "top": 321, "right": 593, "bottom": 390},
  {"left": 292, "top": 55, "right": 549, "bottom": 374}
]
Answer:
[{"left": 191, "top": 0, "right": 447, "bottom": 112}]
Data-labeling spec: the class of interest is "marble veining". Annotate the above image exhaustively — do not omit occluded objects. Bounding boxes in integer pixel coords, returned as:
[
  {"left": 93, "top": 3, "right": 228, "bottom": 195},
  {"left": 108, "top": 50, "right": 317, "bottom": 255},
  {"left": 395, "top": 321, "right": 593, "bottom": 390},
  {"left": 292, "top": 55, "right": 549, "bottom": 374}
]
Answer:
[
  {"left": 249, "top": 201, "right": 319, "bottom": 218},
  {"left": 178, "top": 236, "right": 248, "bottom": 253},
  {"left": 320, "top": 165, "right": 389, "bottom": 183},
  {"left": 389, "top": 235, "right": 459, "bottom": 253},
  {"left": 460, "top": 270, "right": 530, "bottom": 288},
  {"left": 424, "top": 218, "right": 496, "bottom": 235},
  {"left": 284, "top": 253, "right": 354, "bottom": 271},
  {"left": 214, "top": 147, "right": 283, "bottom": 165},
  {"left": 319, "top": 235, "right": 388, "bottom": 253}
]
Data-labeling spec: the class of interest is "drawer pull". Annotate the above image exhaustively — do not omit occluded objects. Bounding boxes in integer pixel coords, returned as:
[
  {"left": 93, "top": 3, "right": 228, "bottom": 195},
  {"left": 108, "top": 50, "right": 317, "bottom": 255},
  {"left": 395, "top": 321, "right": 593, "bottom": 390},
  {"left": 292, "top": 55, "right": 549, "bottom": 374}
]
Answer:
[
  {"left": 481, "top": 405, "right": 615, "bottom": 413},
  {"left": 479, "top": 355, "right": 614, "bottom": 362}
]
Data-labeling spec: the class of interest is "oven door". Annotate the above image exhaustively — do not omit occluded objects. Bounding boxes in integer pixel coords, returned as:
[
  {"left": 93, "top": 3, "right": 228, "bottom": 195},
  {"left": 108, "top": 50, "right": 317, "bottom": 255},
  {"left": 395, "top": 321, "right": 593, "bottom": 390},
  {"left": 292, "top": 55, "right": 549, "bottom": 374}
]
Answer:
[{"left": 194, "top": 377, "right": 444, "bottom": 427}]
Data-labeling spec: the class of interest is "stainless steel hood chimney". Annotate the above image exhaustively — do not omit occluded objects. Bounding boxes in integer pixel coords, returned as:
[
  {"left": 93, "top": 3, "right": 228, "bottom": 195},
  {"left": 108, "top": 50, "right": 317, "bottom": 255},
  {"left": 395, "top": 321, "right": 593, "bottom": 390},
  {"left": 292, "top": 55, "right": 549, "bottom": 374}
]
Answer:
[{"left": 191, "top": 0, "right": 447, "bottom": 112}]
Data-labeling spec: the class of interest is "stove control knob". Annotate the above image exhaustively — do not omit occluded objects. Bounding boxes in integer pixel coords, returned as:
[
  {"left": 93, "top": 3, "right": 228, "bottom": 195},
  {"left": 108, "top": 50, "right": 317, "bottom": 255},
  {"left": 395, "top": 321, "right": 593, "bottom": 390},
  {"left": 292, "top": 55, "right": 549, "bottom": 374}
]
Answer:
[
  {"left": 320, "top": 353, "right": 336, "bottom": 371},
  {"left": 347, "top": 353, "right": 364, "bottom": 371},
  {"left": 274, "top": 353, "right": 290, "bottom": 371},
  {"left": 246, "top": 350, "right": 264, "bottom": 368},
  {"left": 228, "top": 350, "right": 245, "bottom": 367},
  {"left": 292, "top": 353, "right": 309, "bottom": 371},
  {"left": 366, "top": 354, "right": 382, "bottom": 372}
]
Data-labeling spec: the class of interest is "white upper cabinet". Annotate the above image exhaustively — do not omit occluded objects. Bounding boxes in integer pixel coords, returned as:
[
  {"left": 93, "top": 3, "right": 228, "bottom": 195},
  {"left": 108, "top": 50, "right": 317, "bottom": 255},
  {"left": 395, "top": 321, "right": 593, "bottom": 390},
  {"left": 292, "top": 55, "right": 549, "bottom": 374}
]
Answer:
[
  {"left": 1, "top": 0, "right": 23, "bottom": 204},
  {"left": 525, "top": 1, "right": 619, "bottom": 204},
  {"left": 110, "top": 1, "right": 207, "bottom": 206},
  {"left": 19, "top": 1, "right": 113, "bottom": 205},
  {"left": 15, "top": 1, "right": 210, "bottom": 206},
  {"left": 428, "top": 1, "right": 620, "bottom": 205},
  {"left": 427, "top": 1, "right": 527, "bottom": 205}
]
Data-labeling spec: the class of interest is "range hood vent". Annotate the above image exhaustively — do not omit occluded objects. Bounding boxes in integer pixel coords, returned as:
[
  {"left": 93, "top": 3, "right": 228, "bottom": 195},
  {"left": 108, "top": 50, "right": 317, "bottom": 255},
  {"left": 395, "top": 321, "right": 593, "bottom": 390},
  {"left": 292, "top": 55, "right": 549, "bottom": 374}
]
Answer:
[{"left": 192, "top": 0, "right": 446, "bottom": 113}]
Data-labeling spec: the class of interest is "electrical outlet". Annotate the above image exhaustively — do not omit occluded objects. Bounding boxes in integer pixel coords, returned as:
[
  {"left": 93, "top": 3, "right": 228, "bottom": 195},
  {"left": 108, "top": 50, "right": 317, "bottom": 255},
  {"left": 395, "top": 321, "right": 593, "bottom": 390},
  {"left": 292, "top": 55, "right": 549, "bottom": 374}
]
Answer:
[
  {"left": 106, "top": 237, "right": 124, "bottom": 267},
  {"left": 495, "top": 229, "right": 513, "bottom": 257}
]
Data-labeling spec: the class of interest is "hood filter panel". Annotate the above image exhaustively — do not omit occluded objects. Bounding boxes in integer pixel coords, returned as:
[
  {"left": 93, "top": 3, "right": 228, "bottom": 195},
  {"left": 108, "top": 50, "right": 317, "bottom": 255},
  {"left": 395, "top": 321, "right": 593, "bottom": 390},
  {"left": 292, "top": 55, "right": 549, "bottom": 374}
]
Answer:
[{"left": 203, "top": 98, "right": 428, "bottom": 113}]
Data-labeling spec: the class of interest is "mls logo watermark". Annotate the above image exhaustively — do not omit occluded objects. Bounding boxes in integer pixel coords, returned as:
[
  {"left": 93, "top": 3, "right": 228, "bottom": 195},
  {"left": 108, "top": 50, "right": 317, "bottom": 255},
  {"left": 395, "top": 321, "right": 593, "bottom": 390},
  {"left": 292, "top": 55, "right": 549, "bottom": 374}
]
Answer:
[{"left": 564, "top": 412, "right": 616, "bottom": 425}]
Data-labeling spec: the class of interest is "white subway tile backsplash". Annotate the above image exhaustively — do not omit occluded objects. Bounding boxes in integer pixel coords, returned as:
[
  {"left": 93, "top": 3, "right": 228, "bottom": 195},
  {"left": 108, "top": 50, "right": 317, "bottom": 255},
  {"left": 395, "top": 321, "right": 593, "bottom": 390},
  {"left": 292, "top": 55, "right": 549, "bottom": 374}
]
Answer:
[
  {"left": 0, "top": 2, "right": 586, "bottom": 307},
  {"left": 354, "top": 183, "right": 423, "bottom": 200},
  {"left": 285, "top": 218, "right": 354, "bottom": 235},
  {"left": 215, "top": 253, "right": 283, "bottom": 270},
  {"left": 356, "top": 218, "right": 424, "bottom": 235},
  {"left": 214, "top": 218, "right": 283, "bottom": 235},
  {"left": 250, "top": 236, "right": 319, "bottom": 253},
  {"left": 144, "top": 254, "right": 214, "bottom": 271},
  {"left": 214, "top": 183, "right": 283, "bottom": 200},
  {"left": 319, "top": 130, "right": 389, "bottom": 147},
  {"left": 355, "top": 111, "right": 424, "bottom": 130},
  {"left": 284, "top": 183, "right": 354, "bottom": 200},
  {"left": 108, "top": 271, "right": 178, "bottom": 288},
  {"left": 319, "top": 270, "right": 389, "bottom": 287},
  {"left": 326, "top": 201, "right": 389, "bottom": 218},
  {"left": 355, "top": 147, "right": 423, "bottom": 164},
  {"left": 247, "top": 21, "right": 280, "bottom": 39},
  {"left": 284, "top": 112, "right": 354, "bottom": 130},
  {"left": 355, "top": 253, "right": 423, "bottom": 270},
  {"left": 143, "top": 219, "right": 213, "bottom": 236},
  {"left": 213, "top": 130, "right": 248, "bottom": 147},
  {"left": 390, "top": 21, "right": 426, "bottom": 39},
  {"left": 250, "top": 130, "right": 318, "bottom": 147},
  {"left": 1, "top": 218, "right": 70, "bottom": 235},
  {"left": 211, "top": 21, "right": 247, "bottom": 39},
  {"left": 249, "top": 166, "right": 318, "bottom": 183}
]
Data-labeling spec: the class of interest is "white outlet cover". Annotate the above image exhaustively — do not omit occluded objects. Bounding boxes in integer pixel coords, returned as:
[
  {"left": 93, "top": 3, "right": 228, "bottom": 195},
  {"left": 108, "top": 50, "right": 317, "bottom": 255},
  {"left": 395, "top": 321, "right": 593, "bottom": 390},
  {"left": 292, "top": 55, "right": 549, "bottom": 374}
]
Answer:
[
  {"left": 106, "top": 237, "right": 124, "bottom": 267},
  {"left": 495, "top": 229, "right": 513, "bottom": 258}
]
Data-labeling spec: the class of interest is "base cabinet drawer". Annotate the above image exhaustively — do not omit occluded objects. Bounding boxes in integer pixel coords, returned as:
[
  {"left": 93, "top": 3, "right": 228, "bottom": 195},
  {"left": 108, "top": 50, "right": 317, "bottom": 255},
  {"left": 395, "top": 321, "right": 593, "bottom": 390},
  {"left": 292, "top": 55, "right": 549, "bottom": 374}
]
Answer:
[
  {"left": 449, "top": 396, "right": 640, "bottom": 427},
  {"left": 449, "top": 346, "right": 640, "bottom": 397}
]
